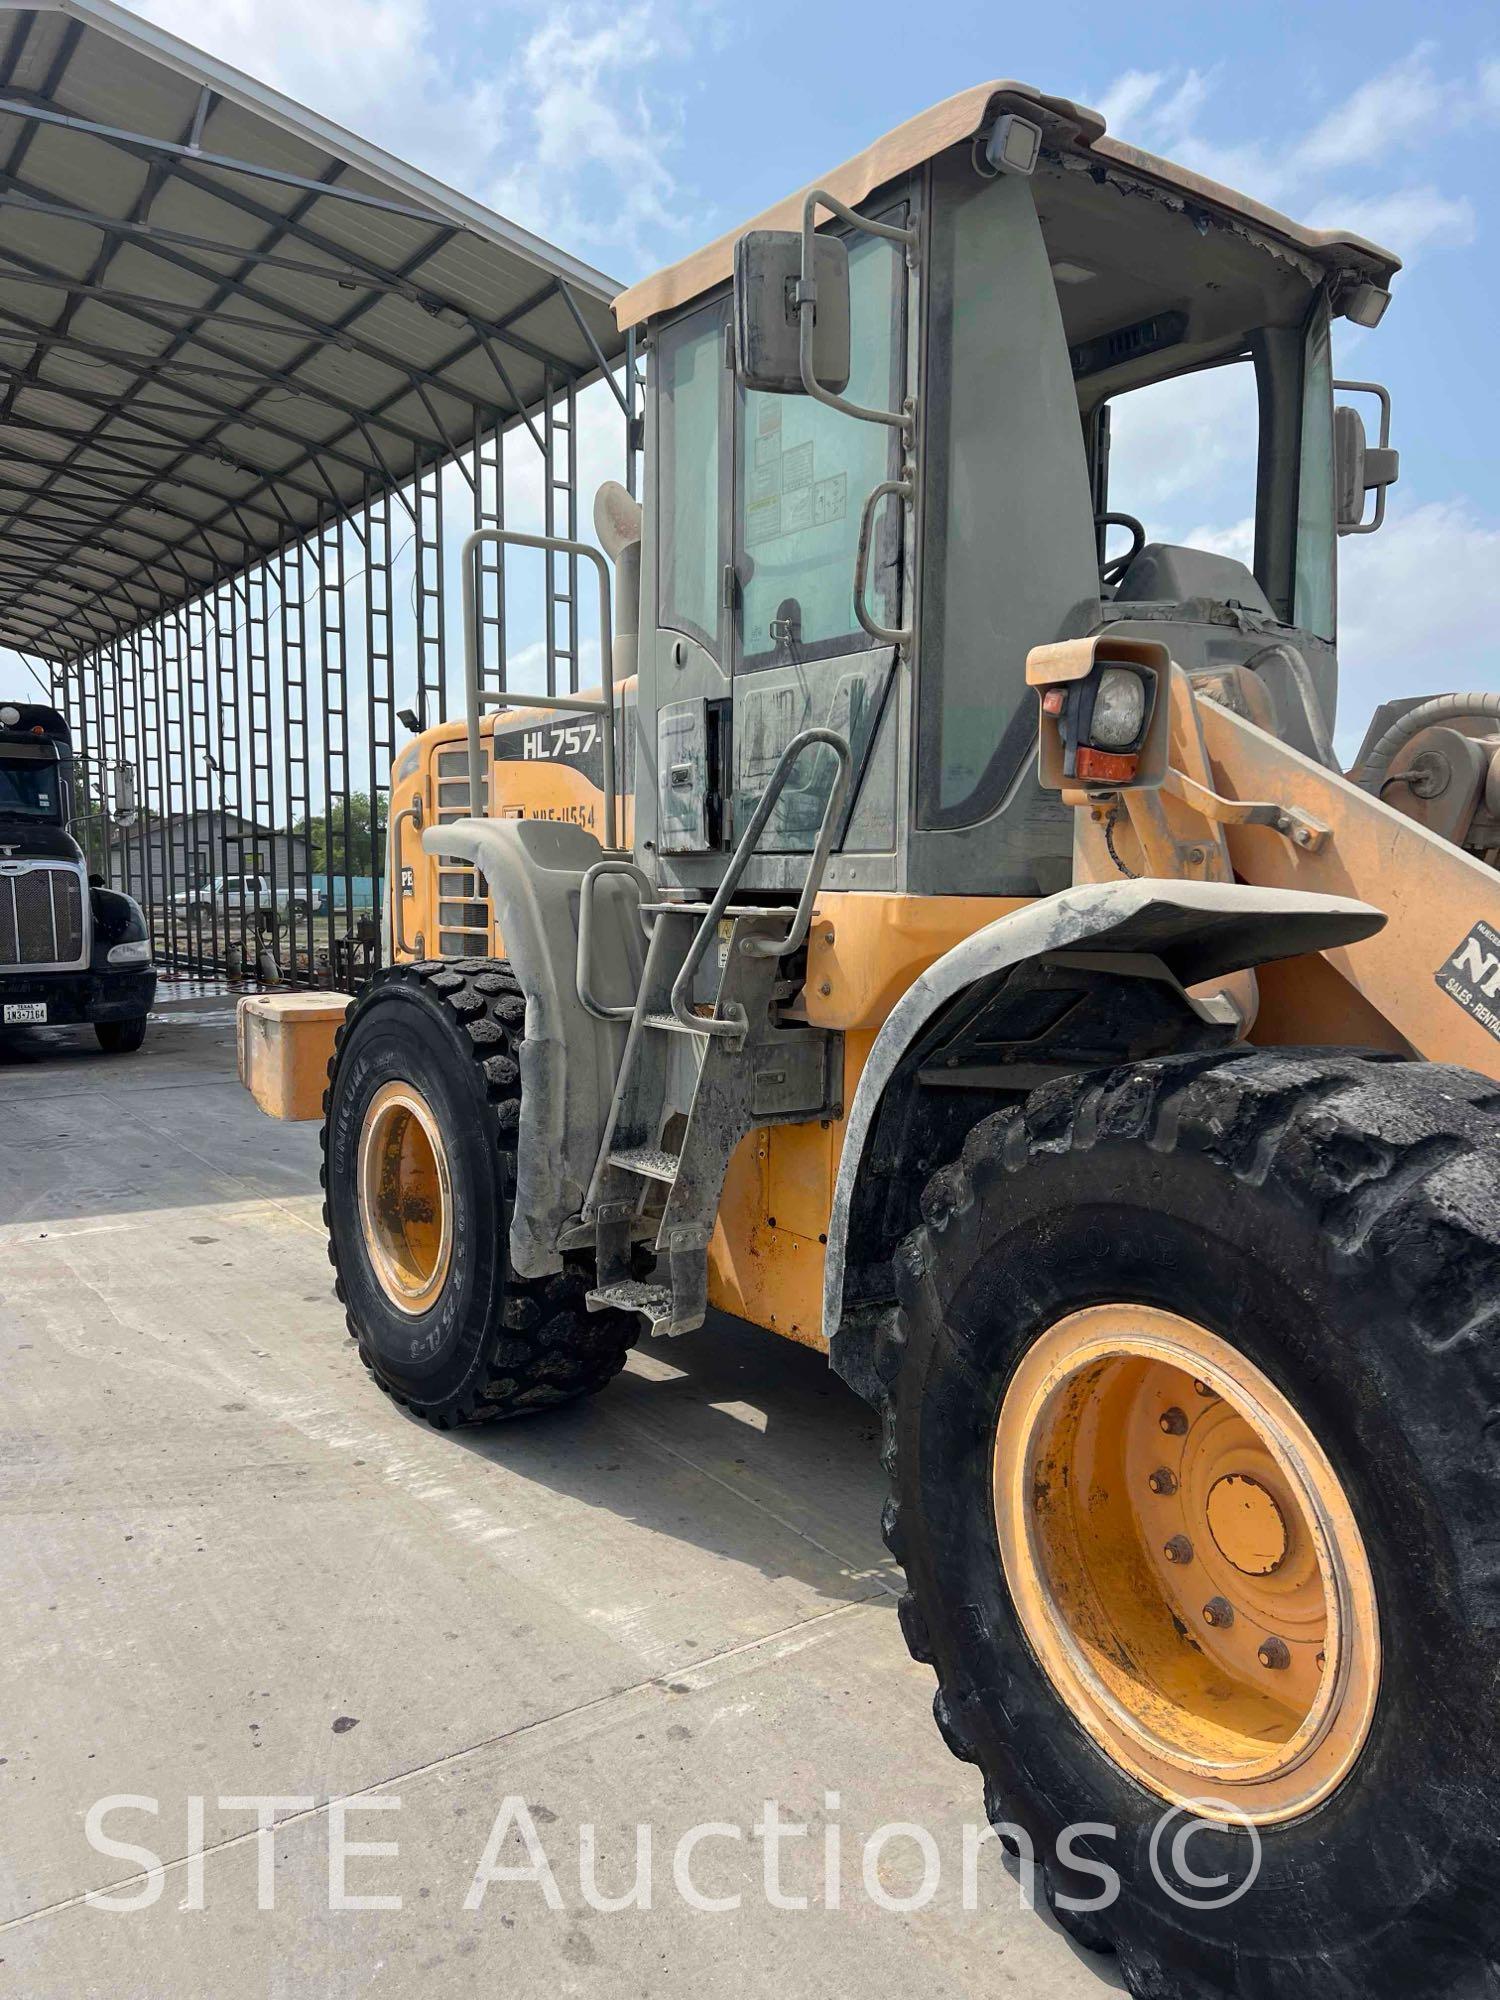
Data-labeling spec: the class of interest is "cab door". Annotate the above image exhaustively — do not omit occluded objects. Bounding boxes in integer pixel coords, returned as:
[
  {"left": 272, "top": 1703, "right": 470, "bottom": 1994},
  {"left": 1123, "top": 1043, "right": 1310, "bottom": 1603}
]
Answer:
[
  {"left": 648, "top": 296, "right": 733, "bottom": 863},
  {"left": 728, "top": 205, "right": 910, "bottom": 887}
]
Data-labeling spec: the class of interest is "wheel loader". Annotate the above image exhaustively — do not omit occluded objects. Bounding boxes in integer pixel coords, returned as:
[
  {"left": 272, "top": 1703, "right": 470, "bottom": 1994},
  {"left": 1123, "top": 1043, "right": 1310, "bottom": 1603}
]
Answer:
[{"left": 309, "top": 81, "right": 1500, "bottom": 1997}]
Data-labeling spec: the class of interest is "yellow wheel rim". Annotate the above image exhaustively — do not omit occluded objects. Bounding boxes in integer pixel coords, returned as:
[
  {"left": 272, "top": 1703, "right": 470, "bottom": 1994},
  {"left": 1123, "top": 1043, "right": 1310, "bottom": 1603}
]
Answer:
[
  {"left": 994, "top": 1304, "right": 1380, "bottom": 1825},
  {"left": 356, "top": 1080, "right": 453, "bottom": 1316}
]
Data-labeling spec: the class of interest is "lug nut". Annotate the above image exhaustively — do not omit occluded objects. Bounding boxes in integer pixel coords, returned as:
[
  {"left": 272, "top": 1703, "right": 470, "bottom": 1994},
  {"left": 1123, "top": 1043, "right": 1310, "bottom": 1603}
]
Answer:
[
  {"left": 1257, "top": 1636, "right": 1291, "bottom": 1671},
  {"left": 1203, "top": 1597, "right": 1235, "bottom": 1629},
  {"left": 1163, "top": 1535, "right": 1194, "bottom": 1566},
  {"left": 1147, "top": 1467, "right": 1179, "bottom": 1497},
  {"left": 1159, "top": 1406, "right": 1189, "bottom": 1436}
]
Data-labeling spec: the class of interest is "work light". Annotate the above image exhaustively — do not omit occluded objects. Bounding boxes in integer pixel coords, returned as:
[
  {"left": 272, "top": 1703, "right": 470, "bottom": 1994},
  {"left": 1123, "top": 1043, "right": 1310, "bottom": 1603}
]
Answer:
[{"left": 1090, "top": 667, "right": 1149, "bottom": 749}]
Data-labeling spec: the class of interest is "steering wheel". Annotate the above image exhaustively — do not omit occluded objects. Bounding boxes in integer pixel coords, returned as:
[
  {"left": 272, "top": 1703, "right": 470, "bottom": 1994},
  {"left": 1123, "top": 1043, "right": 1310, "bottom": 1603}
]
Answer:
[{"left": 1096, "top": 511, "right": 1146, "bottom": 588}]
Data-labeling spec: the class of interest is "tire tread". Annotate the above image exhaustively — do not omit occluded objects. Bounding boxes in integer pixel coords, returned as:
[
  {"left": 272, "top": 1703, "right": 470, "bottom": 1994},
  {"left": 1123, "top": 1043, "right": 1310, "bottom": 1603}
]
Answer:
[
  {"left": 320, "top": 958, "right": 638, "bottom": 1427},
  {"left": 878, "top": 1047, "right": 1500, "bottom": 1988}
]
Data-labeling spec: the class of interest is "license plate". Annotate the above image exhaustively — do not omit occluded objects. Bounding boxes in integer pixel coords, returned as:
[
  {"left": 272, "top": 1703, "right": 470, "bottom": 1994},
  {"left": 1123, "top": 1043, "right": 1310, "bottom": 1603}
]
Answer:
[{"left": 3, "top": 1001, "right": 47, "bottom": 1024}]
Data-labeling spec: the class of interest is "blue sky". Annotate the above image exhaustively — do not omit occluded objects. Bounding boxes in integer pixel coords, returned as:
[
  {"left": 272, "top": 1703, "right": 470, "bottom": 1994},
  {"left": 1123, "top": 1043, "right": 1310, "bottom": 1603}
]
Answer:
[{"left": 72, "top": 1, "right": 1500, "bottom": 759}]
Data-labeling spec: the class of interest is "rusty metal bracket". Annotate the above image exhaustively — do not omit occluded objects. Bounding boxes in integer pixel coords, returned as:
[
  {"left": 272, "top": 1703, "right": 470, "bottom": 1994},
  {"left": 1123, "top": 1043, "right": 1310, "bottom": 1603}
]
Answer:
[{"left": 1162, "top": 766, "right": 1330, "bottom": 854}]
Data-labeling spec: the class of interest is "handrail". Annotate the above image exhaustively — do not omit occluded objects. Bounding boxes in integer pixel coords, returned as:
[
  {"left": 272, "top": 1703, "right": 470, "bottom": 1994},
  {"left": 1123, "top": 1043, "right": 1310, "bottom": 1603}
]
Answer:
[
  {"left": 390, "top": 794, "right": 423, "bottom": 958},
  {"left": 460, "top": 527, "right": 619, "bottom": 849},
  {"left": 853, "top": 476, "right": 912, "bottom": 650},
  {"left": 576, "top": 856, "right": 654, "bottom": 1022},
  {"left": 669, "top": 727, "right": 852, "bottom": 1037}
]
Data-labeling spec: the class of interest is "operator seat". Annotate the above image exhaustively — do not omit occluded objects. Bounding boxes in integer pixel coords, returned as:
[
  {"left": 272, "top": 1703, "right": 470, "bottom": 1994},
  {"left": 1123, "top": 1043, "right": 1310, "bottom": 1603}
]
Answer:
[{"left": 1109, "top": 543, "right": 1276, "bottom": 615}]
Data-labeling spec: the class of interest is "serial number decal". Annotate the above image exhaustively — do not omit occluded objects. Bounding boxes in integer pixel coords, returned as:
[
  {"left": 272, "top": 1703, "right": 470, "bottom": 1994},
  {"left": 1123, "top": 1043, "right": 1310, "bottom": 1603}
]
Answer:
[
  {"left": 520, "top": 803, "right": 597, "bottom": 828},
  {"left": 1435, "top": 918, "right": 1500, "bottom": 1042},
  {"left": 502, "top": 721, "right": 601, "bottom": 763}
]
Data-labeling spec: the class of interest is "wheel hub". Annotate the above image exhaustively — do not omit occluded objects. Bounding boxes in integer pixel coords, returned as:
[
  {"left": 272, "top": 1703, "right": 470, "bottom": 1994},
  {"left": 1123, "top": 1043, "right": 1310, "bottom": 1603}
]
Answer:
[
  {"left": 356, "top": 1079, "right": 453, "bottom": 1316},
  {"left": 1207, "top": 1473, "right": 1288, "bottom": 1577},
  {"left": 993, "top": 1304, "right": 1381, "bottom": 1825}
]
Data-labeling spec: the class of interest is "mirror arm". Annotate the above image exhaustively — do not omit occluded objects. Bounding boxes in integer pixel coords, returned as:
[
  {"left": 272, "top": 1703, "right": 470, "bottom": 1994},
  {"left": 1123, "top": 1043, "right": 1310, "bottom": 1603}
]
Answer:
[
  {"left": 1334, "top": 378, "right": 1393, "bottom": 450},
  {"left": 1334, "top": 377, "right": 1396, "bottom": 536},
  {"left": 798, "top": 188, "right": 917, "bottom": 439}
]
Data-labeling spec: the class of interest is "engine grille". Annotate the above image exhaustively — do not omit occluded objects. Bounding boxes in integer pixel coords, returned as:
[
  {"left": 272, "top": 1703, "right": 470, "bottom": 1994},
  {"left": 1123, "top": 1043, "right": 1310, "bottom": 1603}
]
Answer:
[{"left": 0, "top": 864, "right": 85, "bottom": 968}]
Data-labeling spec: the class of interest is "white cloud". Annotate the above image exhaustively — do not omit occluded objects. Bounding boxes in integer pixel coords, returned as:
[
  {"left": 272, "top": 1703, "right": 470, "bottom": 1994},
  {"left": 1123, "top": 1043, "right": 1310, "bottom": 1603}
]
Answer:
[
  {"left": 129, "top": 0, "right": 711, "bottom": 274},
  {"left": 1180, "top": 516, "right": 1255, "bottom": 566},
  {"left": 484, "top": 8, "right": 686, "bottom": 266},
  {"left": 1294, "top": 52, "right": 1450, "bottom": 173},
  {"left": 133, "top": 0, "right": 502, "bottom": 189},
  {"left": 1336, "top": 501, "right": 1500, "bottom": 750},
  {"left": 1093, "top": 48, "right": 1498, "bottom": 265},
  {"left": 1305, "top": 186, "right": 1475, "bottom": 256},
  {"left": 1105, "top": 362, "right": 1260, "bottom": 536}
]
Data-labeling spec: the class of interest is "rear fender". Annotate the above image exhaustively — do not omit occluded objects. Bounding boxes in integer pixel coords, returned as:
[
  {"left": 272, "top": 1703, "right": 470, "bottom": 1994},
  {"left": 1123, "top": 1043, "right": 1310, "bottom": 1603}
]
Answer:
[
  {"left": 823, "top": 878, "right": 1385, "bottom": 1399},
  {"left": 421, "top": 818, "right": 645, "bottom": 1277}
]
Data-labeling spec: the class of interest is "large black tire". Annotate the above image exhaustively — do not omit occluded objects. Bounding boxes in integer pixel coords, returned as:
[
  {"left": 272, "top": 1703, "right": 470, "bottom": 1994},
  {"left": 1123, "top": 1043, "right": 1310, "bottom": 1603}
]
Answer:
[
  {"left": 880, "top": 1047, "right": 1500, "bottom": 1998},
  {"left": 322, "top": 957, "right": 638, "bottom": 1426},
  {"left": 95, "top": 1015, "right": 147, "bottom": 1054}
]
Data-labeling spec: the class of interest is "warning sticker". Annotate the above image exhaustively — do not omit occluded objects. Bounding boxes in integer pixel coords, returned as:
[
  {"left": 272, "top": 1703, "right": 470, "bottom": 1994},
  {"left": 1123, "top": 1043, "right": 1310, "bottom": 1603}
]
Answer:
[{"left": 1435, "top": 917, "right": 1500, "bottom": 1041}]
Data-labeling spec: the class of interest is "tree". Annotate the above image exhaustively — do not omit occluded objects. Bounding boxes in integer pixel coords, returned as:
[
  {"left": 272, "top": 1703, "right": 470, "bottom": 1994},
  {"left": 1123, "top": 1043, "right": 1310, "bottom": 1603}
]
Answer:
[{"left": 291, "top": 790, "right": 387, "bottom": 874}]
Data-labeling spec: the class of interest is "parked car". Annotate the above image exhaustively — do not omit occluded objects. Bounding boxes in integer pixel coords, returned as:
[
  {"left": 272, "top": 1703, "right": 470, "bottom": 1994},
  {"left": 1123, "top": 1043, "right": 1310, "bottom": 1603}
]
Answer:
[{"left": 173, "top": 873, "right": 273, "bottom": 913}]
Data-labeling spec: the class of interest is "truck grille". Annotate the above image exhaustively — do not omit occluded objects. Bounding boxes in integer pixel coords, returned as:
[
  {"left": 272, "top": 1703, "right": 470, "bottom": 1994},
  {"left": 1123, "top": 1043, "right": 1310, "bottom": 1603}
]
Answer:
[{"left": 0, "top": 864, "right": 85, "bottom": 968}]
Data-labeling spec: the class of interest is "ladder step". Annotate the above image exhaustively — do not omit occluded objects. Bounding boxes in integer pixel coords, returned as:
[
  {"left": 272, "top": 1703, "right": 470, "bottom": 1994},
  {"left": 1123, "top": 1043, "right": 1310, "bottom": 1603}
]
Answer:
[
  {"left": 643, "top": 1010, "right": 710, "bottom": 1035},
  {"left": 609, "top": 1144, "right": 680, "bottom": 1182},
  {"left": 585, "top": 1278, "right": 678, "bottom": 1334},
  {"left": 640, "top": 900, "right": 789, "bottom": 921}
]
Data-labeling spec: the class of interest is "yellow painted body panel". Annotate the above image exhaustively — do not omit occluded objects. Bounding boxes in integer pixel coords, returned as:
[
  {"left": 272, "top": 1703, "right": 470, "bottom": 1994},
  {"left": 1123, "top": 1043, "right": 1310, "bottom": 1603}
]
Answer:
[
  {"left": 237, "top": 991, "right": 354, "bottom": 1122},
  {"left": 801, "top": 891, "right": 1030, "bottom": 1030},
  {"left": 707, "top": 895, "right": 1029, "bottom": 1349},
  {"left": 391, "top": 720, "right": 1033, "bottom": 1350},
  {"left": 390, "top": 699, "right": 632, "bottom": 965},
  {"left": 1198, "top": 701, "right": 1500, "bottom": 1083},
  {"left": 382, "top": 672, "right": 1499, "bottom": 1354}
]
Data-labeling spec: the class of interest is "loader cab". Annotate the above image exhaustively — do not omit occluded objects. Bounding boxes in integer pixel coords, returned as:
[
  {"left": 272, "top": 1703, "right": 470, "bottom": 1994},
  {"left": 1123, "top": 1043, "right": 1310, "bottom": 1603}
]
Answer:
[{"left": 622, "top": 84, "right": 1399, "bottom": 903}]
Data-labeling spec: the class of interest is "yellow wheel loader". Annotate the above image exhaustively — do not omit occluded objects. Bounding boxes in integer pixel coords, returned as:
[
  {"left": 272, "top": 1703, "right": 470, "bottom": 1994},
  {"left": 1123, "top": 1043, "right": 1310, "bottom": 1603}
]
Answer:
[{"left": 316, "top": 82, "right": 1500, "bottom": 1995}]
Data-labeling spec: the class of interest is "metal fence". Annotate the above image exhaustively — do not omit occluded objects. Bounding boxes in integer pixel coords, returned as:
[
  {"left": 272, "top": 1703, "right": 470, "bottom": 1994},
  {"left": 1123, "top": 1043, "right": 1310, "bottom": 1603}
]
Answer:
[{"left": 42, "top": 359, "right": 637, "bottom": 990}]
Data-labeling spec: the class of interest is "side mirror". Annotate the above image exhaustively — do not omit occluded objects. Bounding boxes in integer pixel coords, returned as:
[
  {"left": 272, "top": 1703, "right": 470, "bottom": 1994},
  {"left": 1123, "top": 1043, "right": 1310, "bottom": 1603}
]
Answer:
[
  {"left": 1334, "top": 381, "right": 1399, "bottom": 536},
  {"left": 112, "top": 759, "right": 138, "bottom": 828},
  {"left": 733, "top": 230, "right": 850, "bottom": 396}
]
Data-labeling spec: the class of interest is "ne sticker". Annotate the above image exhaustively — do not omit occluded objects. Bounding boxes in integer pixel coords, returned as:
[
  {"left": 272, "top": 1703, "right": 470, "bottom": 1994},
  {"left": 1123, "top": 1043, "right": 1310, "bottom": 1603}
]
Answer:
[{"left": 1435, "top": 918, "right": 1500, "bottom": 1042}]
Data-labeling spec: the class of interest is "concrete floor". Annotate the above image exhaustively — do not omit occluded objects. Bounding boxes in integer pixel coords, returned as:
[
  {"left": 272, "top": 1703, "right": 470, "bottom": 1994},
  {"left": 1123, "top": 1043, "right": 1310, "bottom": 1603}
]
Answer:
[{"left": 0, "top": 988, "right": 1119, "bottom": 1999}]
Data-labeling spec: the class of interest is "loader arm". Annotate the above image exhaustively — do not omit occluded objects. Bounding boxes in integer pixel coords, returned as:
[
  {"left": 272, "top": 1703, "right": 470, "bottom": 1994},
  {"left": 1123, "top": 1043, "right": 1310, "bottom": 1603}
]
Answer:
[{"left": 1196, "top": 698, "right": 1500, "bottom": 1081}]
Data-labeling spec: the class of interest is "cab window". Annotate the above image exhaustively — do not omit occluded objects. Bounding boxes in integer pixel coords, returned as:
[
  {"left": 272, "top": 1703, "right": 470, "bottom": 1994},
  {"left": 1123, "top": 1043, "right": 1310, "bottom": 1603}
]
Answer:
[
  {"left": 656, "top": 301, "right": 725, "bottom": 656},
  {"left": 1099, "top": 356, "right": 1260, "bottom": 580},
  {"left": 734, "top": 223, "right": 904, "bottom": 670}
]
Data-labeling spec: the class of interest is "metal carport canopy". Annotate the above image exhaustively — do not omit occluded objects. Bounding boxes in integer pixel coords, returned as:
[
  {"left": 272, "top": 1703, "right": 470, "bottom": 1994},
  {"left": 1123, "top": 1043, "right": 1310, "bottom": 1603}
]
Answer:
[{"left": 0, "top": 0, "right": 629, "bottom": 664}]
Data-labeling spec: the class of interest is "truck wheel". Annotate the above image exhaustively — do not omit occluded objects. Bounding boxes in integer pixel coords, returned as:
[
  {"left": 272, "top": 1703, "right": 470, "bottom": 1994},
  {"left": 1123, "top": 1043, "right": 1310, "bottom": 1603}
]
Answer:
[
  {"left": 321, "top": 958, "right": 638, "bottom": 1426},
  {"left": 95, "top": 1016, "right": 146, "bottom": 1053},
  {"left": 882, "top": 1048, "right": 1500, "bottom": 1997}
]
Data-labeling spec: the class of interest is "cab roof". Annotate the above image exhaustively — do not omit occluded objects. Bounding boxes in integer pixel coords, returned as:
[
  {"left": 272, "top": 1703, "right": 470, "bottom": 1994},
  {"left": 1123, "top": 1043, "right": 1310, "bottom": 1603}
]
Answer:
[{"left": 612, "top": 80, "right": 1401, "bottom": 330}]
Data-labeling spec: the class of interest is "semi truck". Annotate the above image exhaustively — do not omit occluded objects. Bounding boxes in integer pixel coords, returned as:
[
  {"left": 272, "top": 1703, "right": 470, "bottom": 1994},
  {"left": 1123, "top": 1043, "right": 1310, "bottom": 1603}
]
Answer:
[{"left": 0, "top": 701, "right": 155, "bottom": 1051}]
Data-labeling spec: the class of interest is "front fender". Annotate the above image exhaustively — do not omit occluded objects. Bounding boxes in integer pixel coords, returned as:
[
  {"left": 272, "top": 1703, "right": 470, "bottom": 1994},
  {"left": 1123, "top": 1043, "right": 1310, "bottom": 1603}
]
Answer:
[
  {"left": 421, "top": 817, "right": 645, "bottom": 1277},
  {"left": 88, "top": 884, "right": 148, "bottom": 962},
  {"left": 822, "top": 877, "right": 1385, "bottom": 1370}
]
